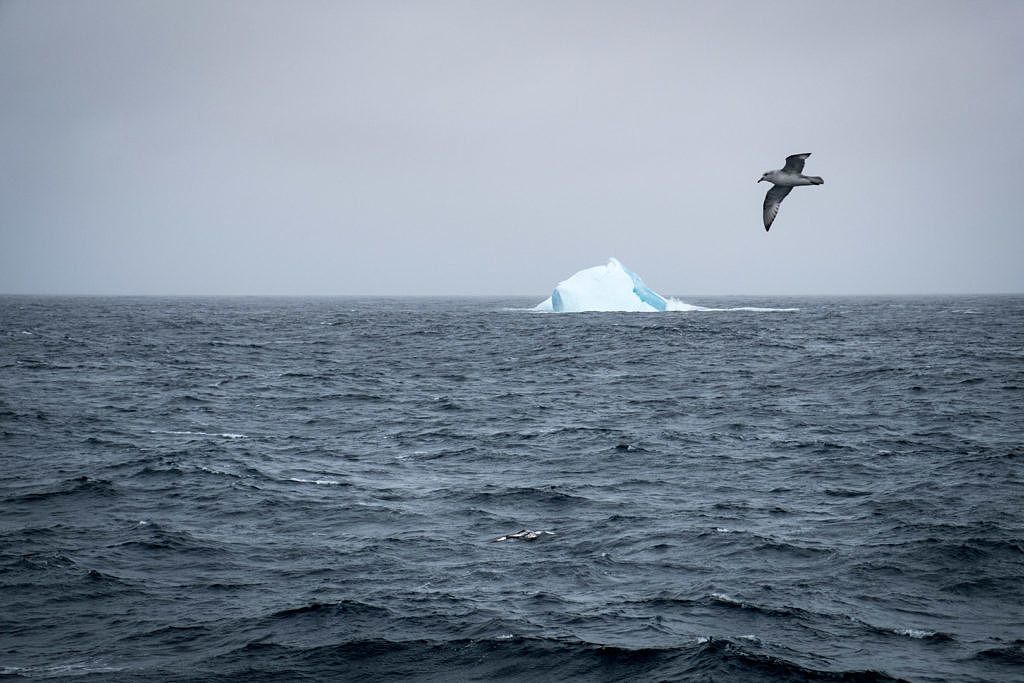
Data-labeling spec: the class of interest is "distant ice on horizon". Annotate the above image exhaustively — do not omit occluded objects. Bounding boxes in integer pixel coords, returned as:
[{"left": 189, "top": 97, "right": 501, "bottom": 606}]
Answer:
[
  {"left": 534, "top": 258, "right": 699, "bottom": 312},
  {"left": 534, "top": 258, "right": 797, "bottom": 313}
]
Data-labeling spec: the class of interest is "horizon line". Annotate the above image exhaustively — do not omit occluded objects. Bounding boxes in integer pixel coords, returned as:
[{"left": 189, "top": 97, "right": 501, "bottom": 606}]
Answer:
[{"left": 2, "top": 291, "right": 1023, "bottom": 299}]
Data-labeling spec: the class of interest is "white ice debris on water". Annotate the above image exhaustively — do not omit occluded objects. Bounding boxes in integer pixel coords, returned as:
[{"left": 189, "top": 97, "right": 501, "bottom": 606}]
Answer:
[{"left": 493, "top": 530, "right": 556, "bottom": 542}]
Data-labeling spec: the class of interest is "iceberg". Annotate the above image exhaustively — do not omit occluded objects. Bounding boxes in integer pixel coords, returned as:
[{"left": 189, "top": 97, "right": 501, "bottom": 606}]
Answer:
[
  {"left": 533, "top": 258, "right": 800, "bottom": 313},
  {"left": 535, "top": 258, "right": 674, "bottom": 312}
]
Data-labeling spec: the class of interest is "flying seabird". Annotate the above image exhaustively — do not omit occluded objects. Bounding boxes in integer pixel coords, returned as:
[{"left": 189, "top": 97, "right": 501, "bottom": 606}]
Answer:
[{"left": 758, "top": 153, "right": 824, "bottom": 231}]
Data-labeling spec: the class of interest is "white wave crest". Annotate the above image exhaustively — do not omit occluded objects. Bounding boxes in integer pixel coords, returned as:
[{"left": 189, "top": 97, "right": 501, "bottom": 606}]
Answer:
[
  {"left": 150, "top": 430, "right": 247, "bottom": 439},
  {"left": 894, "top": 628, "right": 938, "bottom": 639}
]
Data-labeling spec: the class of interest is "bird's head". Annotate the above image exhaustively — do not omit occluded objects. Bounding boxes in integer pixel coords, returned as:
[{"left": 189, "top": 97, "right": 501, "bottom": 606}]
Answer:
[{"left": 757, "top": 172, "right": 769, "bottom": 183}]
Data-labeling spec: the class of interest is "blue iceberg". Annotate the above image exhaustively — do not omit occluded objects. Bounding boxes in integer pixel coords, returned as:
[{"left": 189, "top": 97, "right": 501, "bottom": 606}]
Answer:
[
  {"left": 535, "top": 258, "right": 675, "bottom": 313},
  {"left": 534, "top": 258, "right": 799, "bottom": 313},
  {"left": 622, "top": 263, "right": 668, "bottom": 312}
]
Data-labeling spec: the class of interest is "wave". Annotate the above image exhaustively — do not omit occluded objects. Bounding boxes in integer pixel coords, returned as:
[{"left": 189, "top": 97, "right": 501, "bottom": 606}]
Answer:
[
  {"left": 941, "top": 576, "right": 1022, "bottom": 596},
  {"left": 287, "top": 477, "right": 347, "bottom": 486},
  {"left": 396, "top": 446, "right": 480, "bottom": 461},
  {"left": 268, "top": 599, "right": 393, "bottom": 623},
  {"left": 889, "top": 628, "right": 953, "bottom": 641},
  {"left": 148, "top": 429, "right": 247, "bottom": 439},
  {"left": 704, "top": 593, "right": 827, "bottom": 623},
  {"left": 1, "top": 551, "right": 78, "bottom": 574},
  {"left": 120, "top": 623, "right": 210, "bottom": 645},
  {"left": 971, "top": 644, "right": 1024, "bottom": 664},
  {"left": 3, "top": 476, "right": 118, "bottom": 504},
  {"left": 198, "top": 635, "right": 901, "bottom": 682},
  {"left": 465, "top": 485, "right": 594, "bottom": 508},
  {"left": 823, "top": 487, "right": 873, "bottom": 498},
  {"left": 0, "top": 662, "right": 124, "bottom": 679},
  {"left": 697, "top": 529, "right": 834, "bottom": 559},
  {"left": 107, "top": 523, "right": 228, "bottom": 557}
]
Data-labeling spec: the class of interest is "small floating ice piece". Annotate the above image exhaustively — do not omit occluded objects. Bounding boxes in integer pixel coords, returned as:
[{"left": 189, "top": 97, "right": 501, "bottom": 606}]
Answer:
[{"left": 493, "top": 529, "right": 555, "bottom": 542}]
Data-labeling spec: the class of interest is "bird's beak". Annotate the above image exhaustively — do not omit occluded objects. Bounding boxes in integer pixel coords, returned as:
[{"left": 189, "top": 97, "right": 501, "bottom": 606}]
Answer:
[{"left": 757, "top": 178, "right": 764, "bottom": 183}]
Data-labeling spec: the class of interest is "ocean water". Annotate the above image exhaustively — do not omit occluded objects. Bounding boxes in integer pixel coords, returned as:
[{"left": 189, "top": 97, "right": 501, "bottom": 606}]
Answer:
[{"left": 1, "top": 295, "right": 1022, "bottom": 682}]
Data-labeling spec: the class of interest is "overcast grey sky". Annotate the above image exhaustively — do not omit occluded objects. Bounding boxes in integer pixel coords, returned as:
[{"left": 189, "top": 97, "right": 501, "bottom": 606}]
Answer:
[{"left": 2, "top": 1, "right": 1022, "bottom": 296}]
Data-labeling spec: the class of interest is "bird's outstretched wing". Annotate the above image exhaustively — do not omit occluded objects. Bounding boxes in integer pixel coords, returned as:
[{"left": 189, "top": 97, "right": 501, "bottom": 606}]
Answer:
[
  {"left": 782, "top": 153, "right": 811, "bottom": 174},
  {"left": 763, "top": 184, "right": 792, "bottom": 231}
]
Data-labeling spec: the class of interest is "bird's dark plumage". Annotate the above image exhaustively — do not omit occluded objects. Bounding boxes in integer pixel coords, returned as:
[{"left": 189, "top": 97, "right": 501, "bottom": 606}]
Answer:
[
  {"left": 763, "top": 185, "right": 792, "bottom": 232},
  {"left": 781, "top": 153, "right": 811, "bottom": 175}
]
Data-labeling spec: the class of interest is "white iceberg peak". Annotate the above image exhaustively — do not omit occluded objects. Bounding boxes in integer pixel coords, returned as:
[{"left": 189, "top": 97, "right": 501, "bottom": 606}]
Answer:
[{"left": 535, "top": 258, "right": 672, "bottom": 313}]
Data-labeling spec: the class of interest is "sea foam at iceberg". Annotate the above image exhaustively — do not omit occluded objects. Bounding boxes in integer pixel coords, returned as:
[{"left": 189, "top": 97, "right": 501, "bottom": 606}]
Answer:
[{"left": 535, "top": 258, "right": 698, "bottom": 312}]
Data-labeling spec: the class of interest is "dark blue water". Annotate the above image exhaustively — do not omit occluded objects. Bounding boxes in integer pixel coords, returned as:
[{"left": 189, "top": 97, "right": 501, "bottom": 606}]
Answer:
[{"left": 2, "top": 296, "right": 1022, "bottom": 681}]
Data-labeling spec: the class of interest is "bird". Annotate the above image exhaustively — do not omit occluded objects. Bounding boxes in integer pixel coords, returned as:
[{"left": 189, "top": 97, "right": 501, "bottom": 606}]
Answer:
[{"left": 758, "top": 153, "right": 824, "bottom": 231}]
